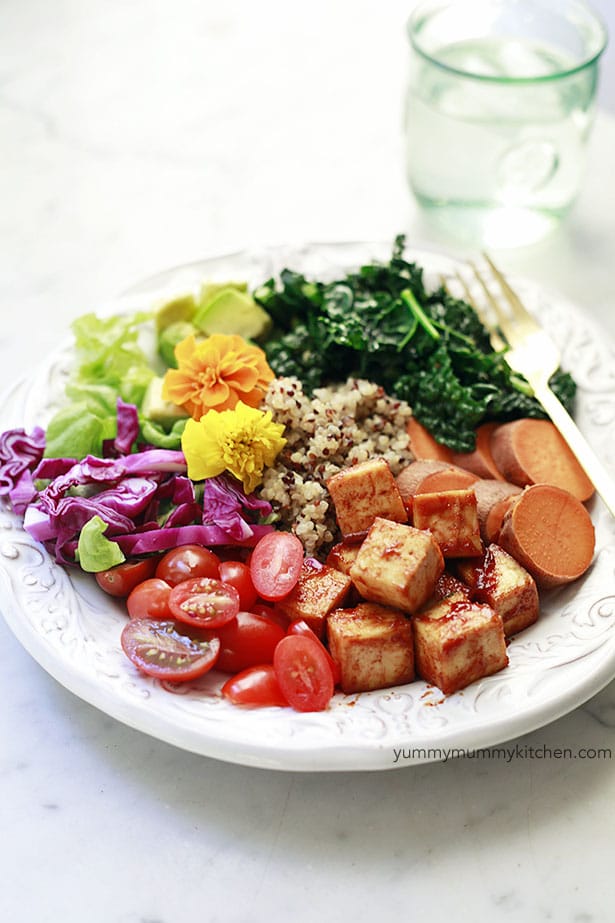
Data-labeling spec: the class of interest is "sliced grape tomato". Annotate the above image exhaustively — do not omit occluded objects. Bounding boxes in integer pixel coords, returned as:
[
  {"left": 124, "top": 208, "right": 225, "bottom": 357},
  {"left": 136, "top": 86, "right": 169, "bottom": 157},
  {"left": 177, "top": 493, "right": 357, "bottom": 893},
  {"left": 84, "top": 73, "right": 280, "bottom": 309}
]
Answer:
[
  {"left": 250, "top": 602, "right": 290, "bottom": 630},
  {"left": 155, "top": 544, "right": 221, "bottom": 586},
  {"left": 121, "top": 619, "right": 220, "bottom": 682},
  {"left": 287, "top": 619, "right": 341, "bottom": 686},
  {"left": 273, "top": 634, "right": 334, "bottom": 713},
  {"left": 218, "top": 560, "right": 258, "bottom": 611},
  {"left": 249, "top": 532, "right": 304, "bottom": 601},
  {"left": 208, "top": 611, "right": 286, "bottom": 674},
  {"left": 221, "top": 665, "right": 288, "bottom": 708},
  {"left": 127, "top": 578, "right": 173, "bottom": 620},
  {"left": 96, "top": 558, "right": 158, "bottom": 597},
  {"left": 168, "top": 577, "right": 239, "bottom": 628}
]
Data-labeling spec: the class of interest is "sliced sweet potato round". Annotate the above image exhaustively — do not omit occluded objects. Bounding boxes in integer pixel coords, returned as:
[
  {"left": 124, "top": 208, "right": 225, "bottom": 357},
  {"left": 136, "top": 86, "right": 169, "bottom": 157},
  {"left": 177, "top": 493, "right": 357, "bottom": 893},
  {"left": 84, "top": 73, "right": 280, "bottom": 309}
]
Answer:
[
  {"left": 490, "top": 418, "right": 594, "bottom": 502},
  {"left": 498, "top": 484, "right": 595, "bottom": 588}
]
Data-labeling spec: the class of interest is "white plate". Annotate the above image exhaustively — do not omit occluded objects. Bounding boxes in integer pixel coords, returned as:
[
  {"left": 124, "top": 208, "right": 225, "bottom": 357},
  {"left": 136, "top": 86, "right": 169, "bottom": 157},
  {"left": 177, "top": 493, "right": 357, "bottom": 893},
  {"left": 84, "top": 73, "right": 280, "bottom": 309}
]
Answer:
[{"left": 1, "top": 241, "right": 615, "bottom": 771}]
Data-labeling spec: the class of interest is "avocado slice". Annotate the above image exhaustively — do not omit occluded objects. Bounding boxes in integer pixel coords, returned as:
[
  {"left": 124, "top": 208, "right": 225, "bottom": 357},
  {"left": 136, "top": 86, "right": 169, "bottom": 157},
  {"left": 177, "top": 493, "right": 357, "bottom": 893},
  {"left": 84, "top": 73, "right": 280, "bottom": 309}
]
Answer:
[
  {"left": 155, "top": 292, "right": 197, "bottom": 332},
  {"left": 193, "top": 287, "right": 272, "bottom": 340},
  {"left": 200, "top": 280, "right": 248, "bottom": 308},
  {"left": 141, "top": 376, "right": 189, "bottom": 426},
  {"left": 158, "top": 320, "right": 196, "bottom": 368}
]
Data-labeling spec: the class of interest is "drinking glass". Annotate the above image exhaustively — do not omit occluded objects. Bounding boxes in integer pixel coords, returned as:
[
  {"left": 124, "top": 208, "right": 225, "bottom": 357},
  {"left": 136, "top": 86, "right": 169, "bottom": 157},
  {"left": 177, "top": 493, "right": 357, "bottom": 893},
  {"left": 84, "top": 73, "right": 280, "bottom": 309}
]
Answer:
[{"left": 404, "top": 0, "right": 608, "bottom": 247}]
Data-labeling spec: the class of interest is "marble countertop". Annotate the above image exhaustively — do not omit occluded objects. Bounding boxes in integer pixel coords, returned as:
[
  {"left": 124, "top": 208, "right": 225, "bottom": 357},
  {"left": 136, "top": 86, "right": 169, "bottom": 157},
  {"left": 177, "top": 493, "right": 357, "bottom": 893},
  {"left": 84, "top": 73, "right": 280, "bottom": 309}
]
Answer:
[{"left": 1, "top": 2, "right": 614, "bottom": 921}]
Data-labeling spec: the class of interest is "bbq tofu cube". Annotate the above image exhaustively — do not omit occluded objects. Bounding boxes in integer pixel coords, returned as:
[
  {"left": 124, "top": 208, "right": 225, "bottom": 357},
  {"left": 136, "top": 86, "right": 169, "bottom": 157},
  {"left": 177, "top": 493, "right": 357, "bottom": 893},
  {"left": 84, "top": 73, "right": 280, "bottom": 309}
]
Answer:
[
  {"left": 456, "top": 543, "right": 539, "bottom": 637},
  {"left": 349, "top": 517, "right": 444, "bottom": 614},
  {"left": 412, "top": 488, "right": 483, "bottom": 558},
  {"left": 327, "top": 603, "right": 414, "bottom": 693},
  {"left": 433, "top": 571, "right": 472, "bottom": 603},
  {"left": 327, "top": 458, "right": 407, "bottom": 537},
  {"left": 276, "top": 560, "right": 352, "bottom": 638},
  {"left": 414, "top": 598, "right": 508, "bottom": 695},
  {"left": 326, "top": 540, "right": 362, "bottom": 576}
]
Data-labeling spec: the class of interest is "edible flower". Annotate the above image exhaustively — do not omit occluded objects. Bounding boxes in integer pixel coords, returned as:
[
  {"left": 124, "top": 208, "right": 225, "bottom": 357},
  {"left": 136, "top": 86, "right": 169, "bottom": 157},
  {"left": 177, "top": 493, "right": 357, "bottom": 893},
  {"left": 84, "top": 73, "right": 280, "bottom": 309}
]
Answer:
[
  {"left": 181, "top": 401, "right": 286, "bottom": 494},
  {"left": 162, "top": 333, "right": 274, "bottom": 418}
]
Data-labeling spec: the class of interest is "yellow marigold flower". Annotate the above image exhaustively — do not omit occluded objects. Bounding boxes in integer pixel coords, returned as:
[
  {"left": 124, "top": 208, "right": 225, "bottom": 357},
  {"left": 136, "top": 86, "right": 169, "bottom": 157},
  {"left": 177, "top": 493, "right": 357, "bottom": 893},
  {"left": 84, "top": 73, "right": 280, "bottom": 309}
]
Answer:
[
  {"left": 182, "top": 401, "right": 286, "bottom": 494},
  {"left": 162, "top": 333, "right": 274, "bottom": 419}
]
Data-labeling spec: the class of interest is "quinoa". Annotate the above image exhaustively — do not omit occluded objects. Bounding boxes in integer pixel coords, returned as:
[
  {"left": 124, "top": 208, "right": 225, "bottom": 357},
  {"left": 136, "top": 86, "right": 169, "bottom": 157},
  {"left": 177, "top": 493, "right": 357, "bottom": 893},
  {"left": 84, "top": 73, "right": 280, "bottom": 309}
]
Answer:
[{"left": 258, "top": 376, "right": 415, "bottom": 557}]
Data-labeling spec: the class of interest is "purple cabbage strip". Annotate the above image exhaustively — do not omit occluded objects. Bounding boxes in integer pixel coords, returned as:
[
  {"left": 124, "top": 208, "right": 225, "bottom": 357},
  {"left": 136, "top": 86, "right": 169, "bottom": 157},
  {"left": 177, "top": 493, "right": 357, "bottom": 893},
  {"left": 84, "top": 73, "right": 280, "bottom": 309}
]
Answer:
[
  {"left": 112, "top": 399, "right": 140, "bottom": 456},
  {"left": 202, "top": 475, "right": 272, "bottom": 541},
  {"left": 116, "top": 523, "right": 273, "bottom": 556},
  {"left": 34, "top": 457, "right": 77, "bottom": 479},
  {"left": 6, "top": 417, "right": 275, "bottom": 567},
  {"left": 0, "top": 427, "right": 45, "bottom": 496},
  {"left": 9, "top": 470, "right": 38, "bottom": 516}
]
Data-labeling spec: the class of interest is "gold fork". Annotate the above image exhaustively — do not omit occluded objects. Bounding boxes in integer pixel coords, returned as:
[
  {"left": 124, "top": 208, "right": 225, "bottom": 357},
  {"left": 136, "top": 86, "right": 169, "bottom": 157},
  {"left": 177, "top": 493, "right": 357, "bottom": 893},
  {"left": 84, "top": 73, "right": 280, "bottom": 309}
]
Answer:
[{"left": 452, "top": 255, "right": 615, "bottom": 518}]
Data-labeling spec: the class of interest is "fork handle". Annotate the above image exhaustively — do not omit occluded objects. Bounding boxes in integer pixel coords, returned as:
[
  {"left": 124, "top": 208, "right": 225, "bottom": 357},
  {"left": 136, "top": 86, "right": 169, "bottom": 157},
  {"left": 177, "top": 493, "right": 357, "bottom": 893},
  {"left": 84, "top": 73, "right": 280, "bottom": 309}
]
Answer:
[{"left": 533, "top": 382, "right": 615, "bottom": 518}]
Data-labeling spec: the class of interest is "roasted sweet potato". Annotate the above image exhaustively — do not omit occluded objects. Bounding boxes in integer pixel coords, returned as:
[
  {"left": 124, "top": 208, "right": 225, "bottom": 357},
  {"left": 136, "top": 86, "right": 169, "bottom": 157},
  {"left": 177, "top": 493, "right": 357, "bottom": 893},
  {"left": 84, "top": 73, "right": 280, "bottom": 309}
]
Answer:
[
  {"left": 396, "top": 460, "right": 479, "bottom": 510},
  {"left": 406, "top": 418, "right": 454, "bottom": 462},
  {"left": 498, "top": 484, "right": 595, "bottom": 588},
  {"left": 452, "top": 422, "right": 504, "bottom": 480},
  {"left": 490, "top": 418, "right": 594, "bottom": 502},
  {"left": 472, "top": 479, "right": 523, "bottom": 543}
]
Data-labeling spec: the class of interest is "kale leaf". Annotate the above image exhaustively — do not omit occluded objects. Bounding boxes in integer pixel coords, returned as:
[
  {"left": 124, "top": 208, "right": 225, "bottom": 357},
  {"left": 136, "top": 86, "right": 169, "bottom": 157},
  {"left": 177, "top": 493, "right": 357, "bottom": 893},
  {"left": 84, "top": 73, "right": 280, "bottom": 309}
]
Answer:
[{"left": 256, "top": 236, "right": 576, "bottom": 452}]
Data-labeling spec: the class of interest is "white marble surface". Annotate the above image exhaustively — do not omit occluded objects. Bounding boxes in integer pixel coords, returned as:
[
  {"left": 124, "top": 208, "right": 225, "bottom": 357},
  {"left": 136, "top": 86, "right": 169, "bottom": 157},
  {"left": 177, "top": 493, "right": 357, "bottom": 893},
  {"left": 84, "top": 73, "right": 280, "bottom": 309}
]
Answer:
[{"left": 1, "top": 2, "right": 615, "bottom": 922}]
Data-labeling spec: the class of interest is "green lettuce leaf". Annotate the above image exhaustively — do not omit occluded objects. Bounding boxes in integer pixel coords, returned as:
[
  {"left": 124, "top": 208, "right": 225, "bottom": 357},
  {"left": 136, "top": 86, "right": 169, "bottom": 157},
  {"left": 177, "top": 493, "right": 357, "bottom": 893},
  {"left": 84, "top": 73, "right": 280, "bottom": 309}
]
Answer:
[
  {"left": 44, "top": 310, "right": 156, "bottom": 459},
  {"left": 76, "top": 515, "right": 126, "bottom": 573},
  {"left": 44, "top": 403, "right": 108, "bottom": 459}
]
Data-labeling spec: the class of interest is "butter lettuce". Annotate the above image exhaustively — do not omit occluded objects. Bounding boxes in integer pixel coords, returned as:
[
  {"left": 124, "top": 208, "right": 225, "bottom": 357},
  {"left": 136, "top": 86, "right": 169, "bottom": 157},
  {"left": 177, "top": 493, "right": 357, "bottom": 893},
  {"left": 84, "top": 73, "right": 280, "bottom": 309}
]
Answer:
[
  {"left": 76, "top": 515, "right": 126, "bottom": 572},
  {"left": 44, "top": 311, "right": 155, "bottom": 459}
]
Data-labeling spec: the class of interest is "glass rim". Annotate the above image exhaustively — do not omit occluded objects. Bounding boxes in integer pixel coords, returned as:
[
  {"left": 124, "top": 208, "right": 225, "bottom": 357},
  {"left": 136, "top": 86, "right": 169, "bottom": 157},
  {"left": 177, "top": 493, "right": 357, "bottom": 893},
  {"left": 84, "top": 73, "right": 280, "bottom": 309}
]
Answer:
[{"left": 407, "top": 0, "right": 608, "bottom": 84}]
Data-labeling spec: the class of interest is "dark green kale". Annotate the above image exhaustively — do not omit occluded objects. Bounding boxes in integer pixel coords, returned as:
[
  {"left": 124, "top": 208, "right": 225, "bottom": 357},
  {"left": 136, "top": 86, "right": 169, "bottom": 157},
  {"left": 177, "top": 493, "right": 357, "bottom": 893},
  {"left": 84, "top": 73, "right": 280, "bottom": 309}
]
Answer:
[{"left": 255, "top": 236, "right": 576, "bottom": 452}]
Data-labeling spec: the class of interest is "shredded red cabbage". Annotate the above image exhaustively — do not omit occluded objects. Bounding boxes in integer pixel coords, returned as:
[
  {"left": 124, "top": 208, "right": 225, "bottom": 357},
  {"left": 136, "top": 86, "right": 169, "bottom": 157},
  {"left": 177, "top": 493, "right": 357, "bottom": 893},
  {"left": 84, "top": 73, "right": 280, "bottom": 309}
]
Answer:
[
  {"left": 2, "top": 407, "right": 275, "bottom": 568},
  {"left": 0, "top": 427, "right": 46, "bottom": 515}
]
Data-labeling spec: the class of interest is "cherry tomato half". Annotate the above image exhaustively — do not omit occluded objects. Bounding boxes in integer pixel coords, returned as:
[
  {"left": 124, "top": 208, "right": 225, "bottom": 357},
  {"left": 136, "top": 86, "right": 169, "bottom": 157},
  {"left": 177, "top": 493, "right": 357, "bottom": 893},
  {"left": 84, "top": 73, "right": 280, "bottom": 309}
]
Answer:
[
  {"left": 251, "top": 602, "right": 290, "bottom": 630},
  {"left": 218, "top": 560, "right": 258, "bottom": 611},
  {"left": 95, "top": 558, "right": 158, "bottom": 597},
  {"left": 121, "top": 618, "right": 220, "bottom": 682},
  {"left": 168, "top": 577, "right": 239, "bottom": 628},
  {"left": 127, "top": 578, "right": 172, "bottom": 620},
  {"left": 221, "top": 665, "right": 288, "bottom": 708},
  {"left": 249, "top": 532, "right": 304, "bottom": 601},
  {"left": 155, "top": 544, "right": 221, "bottom": 587},
  {"left": 209, "top": 611, "right": 286, "bottom": 674},
  {"left": 287, "top": 619, "right": 341, "bottom": 686},
  {"left": 273, "top": 634, "right": 334, "bottom": 712}
]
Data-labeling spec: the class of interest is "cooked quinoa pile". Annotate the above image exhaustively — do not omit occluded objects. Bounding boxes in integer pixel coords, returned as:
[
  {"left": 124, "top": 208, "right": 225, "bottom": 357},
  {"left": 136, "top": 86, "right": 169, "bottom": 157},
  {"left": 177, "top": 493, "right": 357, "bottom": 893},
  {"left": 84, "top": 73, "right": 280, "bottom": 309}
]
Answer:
[{"left": 258, "top": 376, "right": 415, "bottom": 557}]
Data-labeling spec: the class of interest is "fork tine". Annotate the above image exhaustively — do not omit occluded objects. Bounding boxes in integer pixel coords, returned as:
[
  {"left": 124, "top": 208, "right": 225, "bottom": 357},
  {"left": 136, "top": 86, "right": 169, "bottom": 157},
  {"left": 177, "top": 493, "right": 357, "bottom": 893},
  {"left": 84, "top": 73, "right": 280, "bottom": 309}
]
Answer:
[
  {"left": 481, "top": 252, "right": 538, "bottom": 332},
  {"left": 468, "top": 261, "right": 512, "bottom": 347},
  {"left": 454, "top": 270, "right": 506, "bottom": 351},
  {"left": 440, "top": 269, "right": 507, "bottom": 352}
]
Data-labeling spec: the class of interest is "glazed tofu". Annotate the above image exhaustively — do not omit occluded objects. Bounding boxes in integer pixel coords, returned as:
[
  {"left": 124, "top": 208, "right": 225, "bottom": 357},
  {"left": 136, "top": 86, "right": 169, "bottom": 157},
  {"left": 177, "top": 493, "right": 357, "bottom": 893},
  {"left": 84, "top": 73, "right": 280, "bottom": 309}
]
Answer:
[
  {"left": 326, "top": 458, "right": 407, "bottom": 537},
  {"left": 276, "top": 560, "right": 352, "bottom": 638},
  {"left": 433, "top": 570, "right": 472, "bottom": 603},
  {"left": 349, "top": 517, "right": 444, "bottom": 614},
  {"left": 412, "top": 488, "right": 483, "bottom": 558},
  {"left": 326, "top": 540, "right": 362, "bottom": 576},
  {"left": 456, "top": 543, "right": 539, "bottom": 637},
  {"left": 414, "top": 598, "right": 508, "bottom": 695},
  {"left": 327, "top": 602, "right": 414, "bottom": 693}
]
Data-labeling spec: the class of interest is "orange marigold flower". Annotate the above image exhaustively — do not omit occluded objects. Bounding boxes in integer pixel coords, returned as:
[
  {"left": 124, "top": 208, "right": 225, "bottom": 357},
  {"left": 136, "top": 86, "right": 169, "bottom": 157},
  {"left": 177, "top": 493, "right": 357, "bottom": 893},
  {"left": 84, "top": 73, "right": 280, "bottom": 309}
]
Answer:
[{"left": 162, "top": 333, "right": 274, "bottom": 418}]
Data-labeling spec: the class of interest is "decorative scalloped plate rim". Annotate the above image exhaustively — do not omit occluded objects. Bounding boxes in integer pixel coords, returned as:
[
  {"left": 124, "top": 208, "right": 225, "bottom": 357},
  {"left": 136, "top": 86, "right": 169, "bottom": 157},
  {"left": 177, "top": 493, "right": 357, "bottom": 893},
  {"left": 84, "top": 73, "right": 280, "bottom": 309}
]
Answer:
[{"left": 1, "top": 241, "right": 614, "bottom": 772}]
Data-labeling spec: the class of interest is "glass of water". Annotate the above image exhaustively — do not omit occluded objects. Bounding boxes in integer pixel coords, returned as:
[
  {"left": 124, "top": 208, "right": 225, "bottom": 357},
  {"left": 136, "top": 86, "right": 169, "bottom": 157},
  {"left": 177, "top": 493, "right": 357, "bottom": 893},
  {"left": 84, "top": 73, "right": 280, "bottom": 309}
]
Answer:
[{"left": 404, "top": 0, "right": 607, "bottom": 247}]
